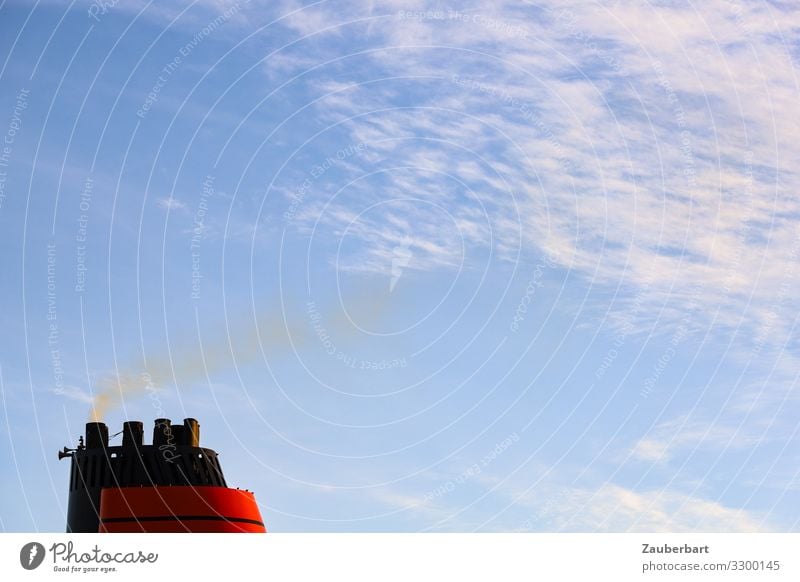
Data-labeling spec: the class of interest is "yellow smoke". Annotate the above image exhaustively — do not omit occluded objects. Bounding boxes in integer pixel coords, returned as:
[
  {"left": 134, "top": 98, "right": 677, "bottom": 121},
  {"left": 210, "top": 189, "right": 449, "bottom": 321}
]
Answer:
[{"left": 88, "top": 285, "right": 393, "bottom": 421}]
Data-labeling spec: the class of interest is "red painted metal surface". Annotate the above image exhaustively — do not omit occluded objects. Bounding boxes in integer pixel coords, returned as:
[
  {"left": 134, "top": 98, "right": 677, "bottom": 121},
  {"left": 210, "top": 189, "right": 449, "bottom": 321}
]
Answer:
[{"left": 98, "top": 486, "right": 266, "bottom": 533}]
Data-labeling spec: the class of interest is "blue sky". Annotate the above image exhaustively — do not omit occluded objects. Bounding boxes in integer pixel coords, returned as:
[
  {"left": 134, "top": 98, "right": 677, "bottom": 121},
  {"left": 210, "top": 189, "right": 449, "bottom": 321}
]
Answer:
[{"left": 1, "top": 0, "right": 799, "bottom": 532}]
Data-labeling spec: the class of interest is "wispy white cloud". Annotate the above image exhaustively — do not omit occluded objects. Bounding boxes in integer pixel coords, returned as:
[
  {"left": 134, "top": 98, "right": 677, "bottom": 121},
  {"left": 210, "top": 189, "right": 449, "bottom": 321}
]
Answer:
[
  {"left": 266, "top": 0, "right": 800, "bottom": 352},
  {"left": 367, "top": 469, "right": 771, "bottom": 532},
  {"left": 51, "top": 385, "right": 94, "bottom": 405},
  {"left": 539, "top": 483, "right": 768, "bottom": 532},
  {"left": 156, "top": 197, "right": 186, "bottom": 210},
  {"left": 630, "top": 414, "right": 770, "bottom": 464}
]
